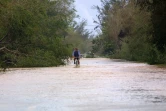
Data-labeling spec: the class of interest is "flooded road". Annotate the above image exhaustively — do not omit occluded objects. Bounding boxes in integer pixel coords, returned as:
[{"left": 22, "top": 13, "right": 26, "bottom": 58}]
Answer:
[{"left": 0, "top": 58, "right": 166, "bottom": 111}]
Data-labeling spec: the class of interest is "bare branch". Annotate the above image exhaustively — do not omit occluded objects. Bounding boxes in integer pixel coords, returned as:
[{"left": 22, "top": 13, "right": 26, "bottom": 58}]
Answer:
[
  {"left": 0, "top": 31, "right": 9, "bottom": 43},
  {"left": 0, "top": 46, "right": 27, "bottom": 56}
]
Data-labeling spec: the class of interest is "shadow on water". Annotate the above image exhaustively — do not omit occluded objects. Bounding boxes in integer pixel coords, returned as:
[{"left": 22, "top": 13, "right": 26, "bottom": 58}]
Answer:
[{"left": 123, "top": 88, "right": 166, "bottom": 103}]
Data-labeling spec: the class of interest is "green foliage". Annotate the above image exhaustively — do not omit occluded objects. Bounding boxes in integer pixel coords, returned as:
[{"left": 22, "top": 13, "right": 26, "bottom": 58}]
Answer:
[
  {"left": 17, "top": 49, "right": 64, "bottom": 67},
  {"left": 93, "top": 0, "right": 166, "bottom": 64},
  {"left": 92, "top": 36, "right": 115, "bottom": 56},
  {"left": 0, "top": 0, "right": 76, "bottom": 69}
]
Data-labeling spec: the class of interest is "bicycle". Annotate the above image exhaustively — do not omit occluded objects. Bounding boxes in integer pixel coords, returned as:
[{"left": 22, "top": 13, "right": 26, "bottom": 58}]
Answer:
[{"left": 75, "top": 57, "right": 80, "bottom": 67}]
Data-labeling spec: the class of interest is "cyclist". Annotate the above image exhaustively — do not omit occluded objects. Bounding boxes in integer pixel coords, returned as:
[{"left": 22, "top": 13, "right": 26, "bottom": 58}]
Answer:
[{"left": 72, "top": 48, "right": 80, "bottom": 64}]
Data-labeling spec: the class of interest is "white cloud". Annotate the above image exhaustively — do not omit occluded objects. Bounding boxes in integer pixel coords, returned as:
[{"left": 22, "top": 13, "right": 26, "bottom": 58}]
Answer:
[
  {"left": 74, "top": 0, "right": 101, "bottom": 35},
  {"left": 78, "top": 4, "right": 94, "bottom": 24}
]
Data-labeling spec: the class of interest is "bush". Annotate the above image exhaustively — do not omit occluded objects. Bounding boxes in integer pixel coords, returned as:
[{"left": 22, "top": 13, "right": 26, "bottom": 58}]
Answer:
[{"left": 17, "top": 50, "right": 60, "bottom": 67}]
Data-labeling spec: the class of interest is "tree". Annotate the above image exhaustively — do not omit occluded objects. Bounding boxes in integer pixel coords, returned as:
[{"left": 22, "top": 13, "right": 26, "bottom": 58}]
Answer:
[
  {"left": 0, "top": 0, "right": 76, "bottom": 69},
  {"left": 151, "top": 0, "right": 166, "bottom": 52},
  {"left": 64, "top": 20, "right": 93, "bottom": 54}
]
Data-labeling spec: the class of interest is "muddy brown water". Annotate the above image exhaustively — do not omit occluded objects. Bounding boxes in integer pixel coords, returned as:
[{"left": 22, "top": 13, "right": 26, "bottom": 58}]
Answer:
[{"left": 0, "top": 58, "right": 166, "bottom": 111}]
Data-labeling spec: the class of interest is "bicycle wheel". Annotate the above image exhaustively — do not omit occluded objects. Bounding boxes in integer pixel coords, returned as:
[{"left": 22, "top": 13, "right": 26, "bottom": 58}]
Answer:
[{"left": 75, "top": 59, "right": 78, "bottom": 67}]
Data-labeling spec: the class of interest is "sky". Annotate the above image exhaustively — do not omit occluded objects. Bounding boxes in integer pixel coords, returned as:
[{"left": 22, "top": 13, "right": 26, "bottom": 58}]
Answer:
[{"left": 74, "top": 0, "right": 101, "bottom": 35}]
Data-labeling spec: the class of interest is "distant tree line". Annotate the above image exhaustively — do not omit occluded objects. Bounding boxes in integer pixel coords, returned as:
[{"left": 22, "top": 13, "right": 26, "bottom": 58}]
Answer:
[{"left": 92, "top": 0, "right": 166, "bottom": 64}]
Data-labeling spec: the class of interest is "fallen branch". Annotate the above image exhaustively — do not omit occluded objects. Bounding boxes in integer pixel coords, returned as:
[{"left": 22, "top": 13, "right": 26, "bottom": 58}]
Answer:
[
  {"left": 0, "top": 31, "right": 9, "bottom": 43},
  {"left": 0, "top": 46, "right": 18, "bottom": 54},
  {"left": 0, "top": 46, "right": 28, "bottom": 56}
]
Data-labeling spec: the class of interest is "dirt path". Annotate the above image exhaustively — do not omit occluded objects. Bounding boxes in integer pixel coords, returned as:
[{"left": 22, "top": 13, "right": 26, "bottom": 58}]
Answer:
[{"left": 0, "top": 58, "right": 166, "bottom": 111}]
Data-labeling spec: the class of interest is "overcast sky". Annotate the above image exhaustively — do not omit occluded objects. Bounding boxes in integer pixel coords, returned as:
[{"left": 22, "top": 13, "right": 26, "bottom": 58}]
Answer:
[{"left": 74, "top": 0, "right": 101, "bottom": 35}]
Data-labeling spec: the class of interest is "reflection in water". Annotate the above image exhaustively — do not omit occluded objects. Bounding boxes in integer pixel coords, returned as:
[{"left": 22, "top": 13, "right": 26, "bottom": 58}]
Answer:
[{"left": 0, "top": 58, "right": 166, "bottom": 111}]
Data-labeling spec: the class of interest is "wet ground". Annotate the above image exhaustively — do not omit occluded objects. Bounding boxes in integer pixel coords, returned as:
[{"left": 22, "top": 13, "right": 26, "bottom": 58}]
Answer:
[{"left": 0, "top": 58, "right": 166, "bottom": 111}]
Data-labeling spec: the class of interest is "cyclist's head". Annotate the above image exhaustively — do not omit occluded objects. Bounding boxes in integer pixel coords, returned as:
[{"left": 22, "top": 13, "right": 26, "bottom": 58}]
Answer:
[{"left": 75, "top": 48, "right": 78, "bottom": 50}]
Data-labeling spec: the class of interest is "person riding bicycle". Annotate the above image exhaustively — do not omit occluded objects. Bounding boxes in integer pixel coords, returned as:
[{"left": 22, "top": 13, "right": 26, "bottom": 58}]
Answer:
[{"left": 72, "top": 48, "right": 80, "bottom": 64}]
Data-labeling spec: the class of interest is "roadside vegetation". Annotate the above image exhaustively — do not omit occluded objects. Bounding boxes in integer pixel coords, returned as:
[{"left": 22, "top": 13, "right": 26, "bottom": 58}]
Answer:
[
  {"left": 91, "top": 0, "right": 166, "bottom": 65},
  {"left": 1, "top": 0, "right": 166, "bottom": 71},
  {"left": 0, "top": 0, "right": 93, "bottom": 70}
]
